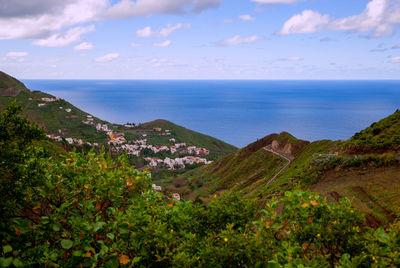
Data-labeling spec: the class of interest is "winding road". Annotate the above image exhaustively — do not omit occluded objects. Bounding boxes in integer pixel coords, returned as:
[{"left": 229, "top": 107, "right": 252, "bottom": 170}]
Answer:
[{"left": 264, "top": 145, "right": 292, "bottom": 186}]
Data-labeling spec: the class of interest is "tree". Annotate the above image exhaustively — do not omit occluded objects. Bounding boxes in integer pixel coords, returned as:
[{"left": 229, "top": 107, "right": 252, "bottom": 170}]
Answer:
[{"left": 0, "top": 102, "right": 45, "bottom": 218}]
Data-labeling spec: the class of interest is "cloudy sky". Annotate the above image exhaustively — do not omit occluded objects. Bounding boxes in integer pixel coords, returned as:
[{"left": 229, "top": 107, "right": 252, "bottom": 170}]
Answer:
[{"left": 1, "top": 0, "right": 400, "bottom": 79}]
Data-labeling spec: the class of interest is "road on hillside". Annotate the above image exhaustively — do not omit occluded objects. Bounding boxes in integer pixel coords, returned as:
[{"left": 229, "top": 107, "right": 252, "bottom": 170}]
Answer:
[{"left": 264, "top": 145, "right": 292, "bottom": 186}]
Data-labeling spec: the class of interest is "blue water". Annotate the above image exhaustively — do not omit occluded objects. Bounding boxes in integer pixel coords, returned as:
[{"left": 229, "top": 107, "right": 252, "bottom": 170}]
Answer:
[{"left": 22, "top": 80, "right": 400, "bottom": 148}]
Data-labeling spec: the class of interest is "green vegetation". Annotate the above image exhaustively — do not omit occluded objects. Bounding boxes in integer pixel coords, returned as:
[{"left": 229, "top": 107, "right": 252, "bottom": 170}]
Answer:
[
  {"left": 173, "top": 110, "right": 400, "bottom": 225},
  {"left": 165, "top": 132, "right": 309, "bottom": 202},
  {"left": 0, "top": 77, "right": 109, "bottom": 144},
  {"left": 346, "top": 110, "right": 400, "bottom": 152},
  {"left": 1, "top": 103, "right": 400, "bottom": 267},
  {"left": 0, "top": 72, "right": 26, "bottom": 96}
]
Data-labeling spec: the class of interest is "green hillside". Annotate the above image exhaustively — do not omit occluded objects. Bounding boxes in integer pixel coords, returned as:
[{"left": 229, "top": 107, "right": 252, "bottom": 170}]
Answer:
[
  {"left": 174, "top": 110, "right": 400, "bottom": 225},
  {"left": 159, "top": 132, "right": 309, "bottom": 202},
  {"left": 0, "top": 70, "right": 236, "bottom": 164},
  {"left": 2, "top": 104, "right": 400, "bottom": 267},
  {"left": 345, "top": 109, "right": 400, "bottom": 153}
]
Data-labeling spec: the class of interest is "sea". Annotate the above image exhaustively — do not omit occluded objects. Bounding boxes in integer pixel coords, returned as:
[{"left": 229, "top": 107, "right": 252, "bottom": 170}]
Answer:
[{"left": 22, "top": 80, "right": 400, "bottom": 148}]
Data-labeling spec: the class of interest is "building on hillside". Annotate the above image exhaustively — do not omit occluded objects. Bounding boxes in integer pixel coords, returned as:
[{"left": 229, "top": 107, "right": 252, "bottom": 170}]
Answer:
[
  {"left": 173, "top": 193, "right": 180, "bottom": 201},
  {"left": 41, "top": 97, "right": 57, "bottom": 102}
]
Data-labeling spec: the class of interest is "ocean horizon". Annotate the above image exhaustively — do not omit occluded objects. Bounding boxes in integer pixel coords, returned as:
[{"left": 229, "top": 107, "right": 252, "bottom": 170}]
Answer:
[{"left": 22, "top": 79, "right": 400, "bottom": 148}]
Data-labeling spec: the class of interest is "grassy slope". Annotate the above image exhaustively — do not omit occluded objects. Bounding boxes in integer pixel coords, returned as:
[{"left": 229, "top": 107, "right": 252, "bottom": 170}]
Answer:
[
  {"left": 162, "top": 132, "right": 309, "bottom": 202},
  {"left": 0, "top": 89, "right": 109, "bottom": 144},
  {"left": 345, "top": 109, "right": 400, "bottom": 152},
  {"left": 170, "top": 110, "right": 400, "bottom": 226}
]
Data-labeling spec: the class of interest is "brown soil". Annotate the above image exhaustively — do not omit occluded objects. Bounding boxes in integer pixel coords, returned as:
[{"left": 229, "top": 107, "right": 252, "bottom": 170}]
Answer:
[{"left": 311, "top": 166, "right": 400, "bottom": 226}]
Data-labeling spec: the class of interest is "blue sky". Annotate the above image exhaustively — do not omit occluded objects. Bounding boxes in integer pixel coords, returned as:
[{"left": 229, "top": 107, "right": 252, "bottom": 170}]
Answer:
[{"left": 0, "top": 0, "right": 400, "bottom": 79}]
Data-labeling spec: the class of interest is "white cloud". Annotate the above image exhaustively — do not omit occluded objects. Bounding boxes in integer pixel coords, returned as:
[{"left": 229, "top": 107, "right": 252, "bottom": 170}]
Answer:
[
  {"left": 278, "top": 10, "right": 330, "bottom": 35},
  {"left": 393, "top": 43, "right": 400, "bottom": 49},
  {"left": 95, "top": 53, "right": 119, "bottom": 62},
  {"left": 218, "top": 35, "right": 263, "bottom": 46},
  {"left": 130, "top": 43, "right": 143, "bottom": 47},
  {"left": 6, "top": 52, "right": 28, "bottom": 57},
  {"left": 238, "top": 14, "right": 255, "bottom": 21},
  {"left": 329, "top": 0, "right": 400, "bottom": 37},
  {"left": 104, "top": 0, "right": 223, "bottom": 19},
  {"left": 153, "top": 40, "right": 171, "bottom": 47},
  {"left": 74, "top": 42, "right": 94, "bottom": 50},
  {"left": 389, "top": 56, "right": 400, "bottom": 62},
  {"left": 0, "top": 0, "right": 106, "bottom": 40},
  {"left": 223, "top": 19, "right": 233, "bottom": 23},
  {"left": 33, "top": 25, "right": 95, "bottom": 47},
  {"left": 278, "top": 0, "right": 400, "bottom": 37},
  {"left": 279, "top": 56, "right": 303, "bottom": 61},
  {"left": 250, "top": 0, "right": 297, "bottom": 3},
  {"left": 136, "top": 23, "right": 189, "bottom": 38}
]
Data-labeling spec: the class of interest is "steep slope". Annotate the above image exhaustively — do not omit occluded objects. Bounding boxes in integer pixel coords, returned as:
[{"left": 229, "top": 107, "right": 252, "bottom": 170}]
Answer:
[
  {"left": 172, "top": 110, "right": 400, "bottom": 226},
  {"left": 160, "top": 132, "right": 309, "bottom": 202},
  {"left": 345, "top": 109, "right": 400, "bottom": 153},
  {"left": 0, "top": 71, "right": 26, "bottom": 96}
]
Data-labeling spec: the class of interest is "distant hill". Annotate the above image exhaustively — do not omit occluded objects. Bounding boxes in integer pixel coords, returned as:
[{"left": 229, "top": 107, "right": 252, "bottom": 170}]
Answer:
[
  {"left": 172, "top": 110, "right": 400, "bottom": 226},
  {"left": 0, "top": 70, "right": 236, "bottom": 165}
]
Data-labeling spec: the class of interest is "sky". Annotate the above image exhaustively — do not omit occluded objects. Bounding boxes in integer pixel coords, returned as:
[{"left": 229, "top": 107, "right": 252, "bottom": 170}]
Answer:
[{"left": 0, "top": 0, "right": 400, "bottom": 79}]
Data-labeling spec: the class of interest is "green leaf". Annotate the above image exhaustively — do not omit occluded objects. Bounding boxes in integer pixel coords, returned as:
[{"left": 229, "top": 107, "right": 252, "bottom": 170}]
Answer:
[
  {"left": 267, "top": 260, "right": 279, "bottom": 268},
  {"left": 106, "top": 233, "right": 115, "bottom": 240},
  {"left": 12, "top": 259, "right": 23, "bottom": 267},
  {"left": 0, "top": 257, "right": 13, "bottom": 267},
  {"left": 52, "top": 224, "right": 61, "bottom": 232},
  {"left": 376, "top": 228, "right": 390, "bottom": 244},
  {"left": 3, "top": 245, "right": 12, "bottom": 254},
  {"left": 94, "top": 221, "right": 105, "bottom": 232},
  {"left": 61, "top": 239, "right": 73, "bottom": 249},
  {"left": 132, "top": 257, "right": 141, "bottom": 264},
  {"left": 72, "top": 250, "right": 82, "bottom": 257}
]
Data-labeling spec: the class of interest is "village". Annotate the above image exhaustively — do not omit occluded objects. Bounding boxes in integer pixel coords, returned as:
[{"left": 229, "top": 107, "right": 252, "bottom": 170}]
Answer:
[{"left": 45, "top": 112, "right": 212, "bottom": 171}]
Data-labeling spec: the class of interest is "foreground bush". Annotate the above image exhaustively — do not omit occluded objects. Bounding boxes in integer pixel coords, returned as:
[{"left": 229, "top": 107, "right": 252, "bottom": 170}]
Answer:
[{"left": 1, "top": 104, "right": 400, "bottom": 267}]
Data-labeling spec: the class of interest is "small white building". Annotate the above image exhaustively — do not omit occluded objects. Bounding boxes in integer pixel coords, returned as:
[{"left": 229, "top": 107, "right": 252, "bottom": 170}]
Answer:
[{"left": 173, "top": 193, "right": 180, "bottom": 201}]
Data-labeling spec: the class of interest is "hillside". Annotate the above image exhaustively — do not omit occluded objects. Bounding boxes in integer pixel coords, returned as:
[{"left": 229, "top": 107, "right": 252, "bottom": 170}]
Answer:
[
  {"left": 124, "top": 119, "right": 236, "bottom": 160},
  {"left": 174, "top": 110, "right": 400, "bottom": 226},
  {"left": 3, "top": 103, "right": 400, "bottom": 267},
  {"left": 0, "top": 71, "right": 236, "bottom": 170},
  {"left": 159, "top": 132, "right": 309, "bottom": 202},
  {"left": 345, "top": 109, "right": 400, "bottom": 153}
]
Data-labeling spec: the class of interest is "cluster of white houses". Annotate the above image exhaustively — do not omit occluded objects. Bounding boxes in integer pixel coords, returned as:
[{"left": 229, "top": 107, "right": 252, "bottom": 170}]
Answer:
[
  {"left": 46, "top": 134, "right": 99, "bottom": 147},
  {"left": 112, "top": 138, "right": 210, "bottom": 158},
  {"left": 144, "top": 156, "right": 212, "bottom": 170}
]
